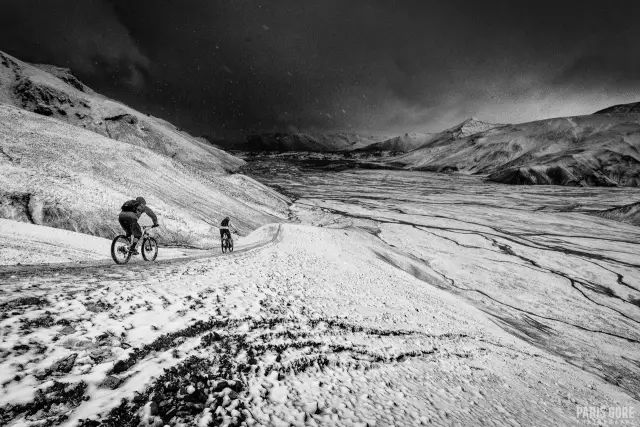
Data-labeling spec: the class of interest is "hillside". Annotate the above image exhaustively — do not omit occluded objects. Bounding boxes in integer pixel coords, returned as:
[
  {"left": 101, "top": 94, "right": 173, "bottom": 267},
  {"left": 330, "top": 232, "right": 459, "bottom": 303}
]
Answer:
[
  {"left": 388, "top": 111, "right": 640, "bottom": 186},
  {"left": 0, "top": 50, "right": 290, "bottom": 247},
  {"left": 0, "top": 51, "right": 241, "bottom": 174},
  {"left": 0, "top": 105, "right": 287, "bottom": 245},
  {"left": 0, "top": 105, "right": 289, "bottom": 247}
]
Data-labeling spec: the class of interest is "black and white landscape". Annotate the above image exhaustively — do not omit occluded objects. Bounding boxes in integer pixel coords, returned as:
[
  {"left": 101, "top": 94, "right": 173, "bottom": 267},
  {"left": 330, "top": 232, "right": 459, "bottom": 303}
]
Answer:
[{"left": 1, "top": 1, "right": 639, "bottom": 426}]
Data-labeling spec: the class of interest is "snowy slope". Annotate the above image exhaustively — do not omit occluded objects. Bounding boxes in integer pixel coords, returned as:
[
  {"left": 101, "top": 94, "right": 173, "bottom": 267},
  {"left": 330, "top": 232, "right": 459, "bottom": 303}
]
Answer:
[
  {"left": 1, "top": 223, "right": 637, "bottom": 426},
  {"left": 389, "top": 112, "right": 640, "bottom": 186},
  {"left": 0, "top": 104, "right": 289, "bottom": 247},
  {"left": 0, "top": 51, "right": 241, "bottom": 174}
]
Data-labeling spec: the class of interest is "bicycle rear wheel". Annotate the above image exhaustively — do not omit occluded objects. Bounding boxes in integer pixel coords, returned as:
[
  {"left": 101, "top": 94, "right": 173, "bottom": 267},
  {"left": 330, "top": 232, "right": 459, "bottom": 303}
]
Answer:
[
  {"left": 111, "top": 235, "right": 132, "bottom": 264},
  {"left": 142, "top": 237, "right": 158, "bottom": 261},
  {"left": 221, "top": 238, "right": 227, "bottom": 253}
]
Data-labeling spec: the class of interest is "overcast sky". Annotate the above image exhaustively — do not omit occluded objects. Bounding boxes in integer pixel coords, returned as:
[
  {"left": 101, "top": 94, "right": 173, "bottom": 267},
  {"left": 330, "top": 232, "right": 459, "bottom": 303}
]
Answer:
[{"left": 1, "top": 0, "right": 639, "bottom": 138}]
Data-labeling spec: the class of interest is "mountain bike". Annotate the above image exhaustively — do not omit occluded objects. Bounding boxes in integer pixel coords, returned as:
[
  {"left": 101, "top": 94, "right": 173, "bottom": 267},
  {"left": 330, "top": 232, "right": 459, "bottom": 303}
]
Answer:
[
  {"left": 111, "top": 225, "right": 159, "bottom": 264},
  {"left": 221, "top": 234, "right": 234, "bottom": 253}
]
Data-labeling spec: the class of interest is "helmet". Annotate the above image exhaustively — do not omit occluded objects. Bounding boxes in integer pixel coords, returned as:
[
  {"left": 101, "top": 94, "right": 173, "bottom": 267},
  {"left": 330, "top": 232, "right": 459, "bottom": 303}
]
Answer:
[{"left": 136, "top": 196, "right": 146, "bottom": 205}]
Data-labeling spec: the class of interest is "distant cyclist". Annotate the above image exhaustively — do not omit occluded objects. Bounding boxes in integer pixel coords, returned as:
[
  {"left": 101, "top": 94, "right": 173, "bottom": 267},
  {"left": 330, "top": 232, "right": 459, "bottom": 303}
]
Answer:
[
  {"left": 119, "top": 197, "right": 158, "bottom": 255},
  {"left": 220, "top": 216, "right": 238, "bottom": 243}
]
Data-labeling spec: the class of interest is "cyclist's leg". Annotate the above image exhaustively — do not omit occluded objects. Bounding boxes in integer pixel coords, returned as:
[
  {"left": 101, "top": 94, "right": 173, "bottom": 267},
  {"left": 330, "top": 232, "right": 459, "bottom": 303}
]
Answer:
[
  {"left": 118, "top": 213, "right": 133, "bottom": 238},
  {"left": 120, "top": 212, "right": 142, "bottom": 250},
  {"left": 130, "top": 221, "right": 142, "bottom": 250}
]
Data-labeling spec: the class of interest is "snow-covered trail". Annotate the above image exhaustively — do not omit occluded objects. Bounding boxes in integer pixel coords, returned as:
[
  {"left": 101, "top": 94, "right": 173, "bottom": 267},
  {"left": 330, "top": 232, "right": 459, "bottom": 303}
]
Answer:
[{"left": 2, "top": 222, "right": 637, "bottom": 426}]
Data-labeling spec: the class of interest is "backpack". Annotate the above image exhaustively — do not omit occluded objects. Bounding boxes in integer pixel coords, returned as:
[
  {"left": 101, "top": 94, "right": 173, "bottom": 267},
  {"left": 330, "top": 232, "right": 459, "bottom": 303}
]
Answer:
[{"left": 121, "top": 199, "right": 139, "bottom": 212}]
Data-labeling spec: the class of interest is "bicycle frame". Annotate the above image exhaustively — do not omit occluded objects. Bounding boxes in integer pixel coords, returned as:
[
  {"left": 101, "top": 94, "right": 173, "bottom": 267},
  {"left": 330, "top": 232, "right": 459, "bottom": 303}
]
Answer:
[{"left": 130, "top": 225, "right": 153, "bottom": 243}]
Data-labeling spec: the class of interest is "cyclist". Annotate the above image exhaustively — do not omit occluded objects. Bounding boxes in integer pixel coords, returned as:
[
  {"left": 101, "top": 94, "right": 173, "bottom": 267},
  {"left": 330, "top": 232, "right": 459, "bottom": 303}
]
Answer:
[
  {"left": 119, "top": 196, "right": 158, "bottom": 255},
  {"left": 219, "top": 216, "right": 237, "bottom": 245}
]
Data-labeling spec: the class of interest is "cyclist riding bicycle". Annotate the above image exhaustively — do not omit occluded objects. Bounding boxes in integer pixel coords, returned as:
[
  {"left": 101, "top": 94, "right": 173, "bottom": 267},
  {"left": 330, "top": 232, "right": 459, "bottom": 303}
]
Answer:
[
  {"left": 119, "top": 196, "right": 158, "bottom": 255},
  {"left": 219, "top": 216, "right": 237, "bottom": 244}
]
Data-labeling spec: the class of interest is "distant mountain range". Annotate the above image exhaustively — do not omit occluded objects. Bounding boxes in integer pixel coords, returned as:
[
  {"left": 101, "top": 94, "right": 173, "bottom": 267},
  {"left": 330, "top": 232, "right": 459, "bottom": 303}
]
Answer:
[
  {"left": 222, "top": 118, "right": 500, "bottom": 154},
  {"left": 215, "top": 132, "right": 384, "bottom": 152},
  {"left": 227, "top": 106, "right": 640, "bottom": 186},
  {"left": 359, "top": 118, "right": 500, "bottom": 153},
  {"left": 387, "top": 108, "right": 640, "bottom": 186}
]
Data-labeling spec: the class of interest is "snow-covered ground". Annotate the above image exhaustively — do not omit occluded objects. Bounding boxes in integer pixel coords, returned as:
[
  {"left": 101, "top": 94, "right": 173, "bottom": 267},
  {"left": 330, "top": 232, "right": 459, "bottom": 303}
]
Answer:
[
  {"left": 1, "top": 166, "right": 639, "bottom": 426},
  {"left": 1, "top": 221, "right": 637, "bottom": 426},
  {"left": 0, "top": 219, "right": 211, "bottom": 265}
]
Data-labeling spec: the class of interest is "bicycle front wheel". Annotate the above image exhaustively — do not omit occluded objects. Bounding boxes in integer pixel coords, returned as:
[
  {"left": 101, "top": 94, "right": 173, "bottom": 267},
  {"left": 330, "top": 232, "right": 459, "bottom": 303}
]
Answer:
[
  {"left": 142, "top": 237, "right": 158, "bottom": 261},
  {"left": 229, "top": 239, "right": 234, "bottom": 253},
  {"left": 111, "top": 235, "right": 132, "bottom": 264}
]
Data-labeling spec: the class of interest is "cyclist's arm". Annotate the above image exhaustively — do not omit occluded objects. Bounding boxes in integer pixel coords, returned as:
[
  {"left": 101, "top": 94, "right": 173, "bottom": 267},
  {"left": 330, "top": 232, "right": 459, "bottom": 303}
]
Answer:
[{"left": 144, "top": 206, "right": 159, "bottom": 226}]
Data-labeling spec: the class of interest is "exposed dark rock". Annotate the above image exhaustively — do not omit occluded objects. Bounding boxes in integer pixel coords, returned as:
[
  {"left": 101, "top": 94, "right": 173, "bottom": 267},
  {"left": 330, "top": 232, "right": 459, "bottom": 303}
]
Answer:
[
  {"left": 0, "top": 381, "right": 87, "bottom": 426},
  {"left": 487, "top": 165, "right": 619, "bottom": 187},
  {"left": 100, "top": 375, "right": 125, "bottom": 390},
  {"left": 32, "top": 63, "right": 87, "bottom": 92},
  {"left": 591, "top": 201, "right": 640, "bottom": 226},
  {"left": 0, "top": 296, "right": 48, "bottom": 311},
  {"left": 85, "top": 301, "right": 114, "bottom": 313},
  {"left": 14, "top": 79, "right": 82, "bottom": 116},
  {"left": 104, "top": 113, "right": 138, "bottom": 124},
  {"left": 594, "top": 101, "right": 640, "bottom": 115}
]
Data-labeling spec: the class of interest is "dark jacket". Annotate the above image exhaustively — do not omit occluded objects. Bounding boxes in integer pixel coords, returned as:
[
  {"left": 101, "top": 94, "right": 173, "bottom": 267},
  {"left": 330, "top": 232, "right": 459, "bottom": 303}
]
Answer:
[{"left": 122, "top": 200, "right": 158, "bottom": 225}]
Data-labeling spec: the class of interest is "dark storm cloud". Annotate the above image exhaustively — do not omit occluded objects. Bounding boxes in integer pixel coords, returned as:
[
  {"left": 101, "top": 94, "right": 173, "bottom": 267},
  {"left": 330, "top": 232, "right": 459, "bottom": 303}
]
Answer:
[
  {"left": 1, "top": 0, "right": 639, "bottom": 137},
  {"left": 0, "top": 0, "right": 149, "bottom": 90}
]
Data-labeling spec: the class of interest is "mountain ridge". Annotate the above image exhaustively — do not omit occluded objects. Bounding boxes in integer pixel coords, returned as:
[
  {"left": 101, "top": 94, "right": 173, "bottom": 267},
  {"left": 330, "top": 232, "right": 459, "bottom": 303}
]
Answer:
[
  {"left": 387, "top": 104, "right": 640, "bottom": 186},
  {"left": 0, "top": 50, "right": 241, "bottom": 174},
  {"left": 357, "top": 118, "right": 501, "bottom": 153},
  {"left": 594, "top": 102, "right": 640, "bottom": 115},
  {"left": 218, "top": 131, "right": 385, "bottom": 152}
]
